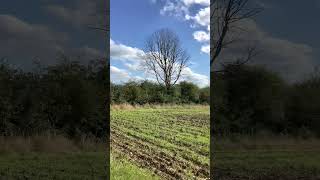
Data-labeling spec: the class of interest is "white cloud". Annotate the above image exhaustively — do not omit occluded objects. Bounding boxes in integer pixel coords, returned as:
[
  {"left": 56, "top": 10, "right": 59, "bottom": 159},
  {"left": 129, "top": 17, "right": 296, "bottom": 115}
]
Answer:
[
  {"left": 182, "top": 0, "right": 210, "bottom": 6},
  {"left": 124, "top": 62, "right": 143, "bottom": 71},
  {"left": 156, "top": 0, "right": 210, "bottom": 54},
  {"left": 111, "top": 65, "right": 147, "bottom": 84},
  {"left": 110, "top": 66, "right": 130, "bottom": 83},
  {"left": 193, "top": 30, "right": 209, "bottom": 42},
  {"left": 181, "top": 67, "right": 209, "bottom": 87},
  {"left": 186, "top": 6, "right": 210, "bottom": 27},
  {"left": 201, "top": 44, "right": 210, "bottom": 54},
  {"left": 110, "top": 39, "right": 145, "bottom": 62},
  {"left": 110, "top": 38, "right": 146, "bottom": 83},
  {"left": 189, "top": 6, "right": 210, "bottom": 54},
  {"left": 143, "top": 64, "right": 209, "bottom": 87},
  {"left": 160, "top": 1, "right": 189, "bottom": 18}
]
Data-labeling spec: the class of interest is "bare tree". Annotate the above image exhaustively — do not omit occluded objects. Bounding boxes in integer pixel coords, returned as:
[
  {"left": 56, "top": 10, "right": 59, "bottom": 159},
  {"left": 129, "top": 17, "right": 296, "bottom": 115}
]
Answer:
[
  {"left": 210, "top": 0, "right": 262, "bottom": 69},
  {"left": 144, "top": 28, "right": 189, "bottom": 92}
]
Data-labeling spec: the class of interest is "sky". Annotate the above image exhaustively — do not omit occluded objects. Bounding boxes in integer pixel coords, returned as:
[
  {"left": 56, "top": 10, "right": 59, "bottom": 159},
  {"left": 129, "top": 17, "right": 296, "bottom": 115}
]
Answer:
[
  {"left": 213, "top": 0, "right": 320, "bottom": 83},
  {"left": 110, "top": 0, "right": 320, "bottom": 86},
  {"left": 0, "top": 0, "right": 106, "bottom": 70},
  {"left": 110, "top": 0, "right": 210, "bottom": 88},
  {"left": 1, "top": 0, "right": 320, "bottom": 84}
]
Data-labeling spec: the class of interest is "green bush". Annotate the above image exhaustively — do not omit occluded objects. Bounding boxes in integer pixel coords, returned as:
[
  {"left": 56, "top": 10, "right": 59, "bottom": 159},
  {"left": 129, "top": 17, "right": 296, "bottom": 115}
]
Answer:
[
  {"left": 111, "top": 80, "right": 209, "bottom": 105},
  {"left": 0, "top": 59, "right": 108, "bottom": 138},
  {"left": 212, "top": 64, "right": 320, "bottom": 137}
]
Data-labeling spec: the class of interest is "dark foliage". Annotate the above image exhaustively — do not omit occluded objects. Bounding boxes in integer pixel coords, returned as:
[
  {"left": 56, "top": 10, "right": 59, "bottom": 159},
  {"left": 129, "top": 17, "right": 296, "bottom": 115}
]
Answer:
[
  {"left": 212, "top": 64, "right": 320, "bottom": 137},
  {"left": 0, "top": 59, "right": 108, "bottom": 138}
]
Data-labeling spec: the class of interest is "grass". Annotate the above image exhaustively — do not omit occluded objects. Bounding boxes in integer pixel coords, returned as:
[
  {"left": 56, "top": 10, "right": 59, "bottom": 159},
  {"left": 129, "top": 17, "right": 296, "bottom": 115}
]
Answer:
[
  {"left": 0, "top": 152, "right": 107, "bottom": 179},
  {"left": 111, "top": 105, "right": 210, "bottom": 179},
  {"left": 0, "top": 149, "right": 159, "bottom": 180},
  {"left": 2, "top": 105, "right": 319, "bottom": 179},
  {"left": 111, "top": 153, "right": 159, "bottom": 180},
  {"left": 213, "top": 136, "right": 320, "bottom": 179},
  {"left": 0, "top": 136, "right": 108, "bottom": 179},
  {"left": 111, "top": 104, "right": 320, "bottom": 179}
]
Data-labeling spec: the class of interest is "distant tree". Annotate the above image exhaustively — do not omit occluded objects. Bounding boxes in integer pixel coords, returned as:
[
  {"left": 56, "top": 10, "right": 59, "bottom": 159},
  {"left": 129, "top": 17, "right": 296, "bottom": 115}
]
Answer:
[
  {"left": 122, "top": 81, "right": 142, "bottom": 104},
  {"left": 179, "top": 81, "right": 199, "bottom": 103},
  {"left": 144, "top": 28, "right": 189, "bottom": 93},
  {"left": 214, "top": 64, "right": 287, "bottom": 135},
  {"left": 286, "top": 69, "right": 320, "bottom": 137},
  {"left": 199, "top": 87, "right": 210, "bottom": 104}
]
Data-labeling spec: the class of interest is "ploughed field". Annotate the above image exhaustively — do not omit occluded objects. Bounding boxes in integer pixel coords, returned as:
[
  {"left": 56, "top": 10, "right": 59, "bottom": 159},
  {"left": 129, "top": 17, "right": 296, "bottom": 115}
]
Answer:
[{"left": 111, "top": 105, "right": 210, "bottom": 179}]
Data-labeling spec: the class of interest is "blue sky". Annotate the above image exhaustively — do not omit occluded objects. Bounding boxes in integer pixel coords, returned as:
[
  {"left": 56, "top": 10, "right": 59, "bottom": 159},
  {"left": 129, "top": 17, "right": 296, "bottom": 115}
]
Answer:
[
  {"left": 1, "top": 0, "right": 319, "bottom": 84},
  {"left": 110, "top": 0, "right": 210, "bottom": 87}
]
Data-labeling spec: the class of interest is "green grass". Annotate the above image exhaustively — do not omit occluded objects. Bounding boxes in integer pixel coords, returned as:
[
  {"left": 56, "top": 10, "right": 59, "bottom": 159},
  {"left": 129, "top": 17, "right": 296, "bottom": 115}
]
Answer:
[
  {"left": 0, "top": 151, "right": 161, "bottom": 180},
  {"left": 4, "top": 105, "right": 318, "bottom": 179},
  {"left": 111, "top": 105, "right": 210, "bottom": 179},
  {"left": 213, "top": 137, "right": 320, "bottom": 179},
  {"left": 111, "top": 153, "right": 159, "bottom": 180},
  {"left": 0, "top": 152, "right": 107, "bottom": 179},
  {"left": 111, "top": 105, "right": 320, "bottom": 179}
]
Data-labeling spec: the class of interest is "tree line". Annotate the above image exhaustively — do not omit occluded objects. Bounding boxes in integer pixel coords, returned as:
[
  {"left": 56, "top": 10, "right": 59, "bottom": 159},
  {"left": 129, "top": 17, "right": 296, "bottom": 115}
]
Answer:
[
  {"left": 0, "top": 58, "right": 108, "bottom": 139},
  {"left": 1, "top": 56, "right": 319, "bottom": 139},
  {"left": 213, "top": 64, "right": 320, "bottom": 138},
  {"left": 111, "top": 81, "right": 210, "bottom": 105}
]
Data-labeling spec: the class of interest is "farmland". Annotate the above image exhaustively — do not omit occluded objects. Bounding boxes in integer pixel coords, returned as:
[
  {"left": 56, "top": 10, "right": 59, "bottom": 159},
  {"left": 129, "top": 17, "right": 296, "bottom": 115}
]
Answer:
[
  {"left": 0, "top": 152, "right": 107, "bottom": 179},
  {"left": 111, "top": 105, "right": 210, "bottom": 179},
  {"left": 0, "top": 151, "right": 159, "bottom": 179},
  {"left": 111, "top": 105, "right": 320, "bottom": 180},
  {"left": 0, "top": 136, "right": 108, "bottom": 179},
  {"left": 0, "top": 146, "right": 160, "bottom": 180},
  {"left": 111, "top": 153, "right": 159, "bottom": 180},
  {"left": 213, "top": 137, "right": 320, "bottom": 179}
]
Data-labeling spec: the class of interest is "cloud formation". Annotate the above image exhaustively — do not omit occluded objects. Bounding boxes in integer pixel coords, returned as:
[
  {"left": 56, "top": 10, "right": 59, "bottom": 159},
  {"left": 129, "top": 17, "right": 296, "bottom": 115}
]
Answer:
[
  {"left": 110, "top": 66, "right": 130, "bottom": 83},
  {"left": 180, "top": 67, "right": 209, "bottom": 87},
  {"left": 160, "top": 1, "right": 189, "bottom": 18},
  {"left": 185, "top": 6, "right": 210, "bottom": 27},
  {"left": 201, "top": 44, "right": 210, "bottom": 54},
  {"left": 193, "top": 30, "right": 210, "bottom": 42},
  {"left": 0, "top": 14, "right": 104, "bottom": 68},
  {"left": 158, "top": 0, "right": 210, "bottom": 54},
  {"left": 217, "top": 19, "right": 315, "bottom": 82},
  {"left": 46, "top": 0, "right": 104, "bottom": 28},
  {"left": 0, "top": 14, "right": 66, "bottom": 65},
  {"left": 110, "top": 39, "right": 145, "bottom": 62},
  {"left": 182, "top": 0, "right": 210, "bottom": 6}
]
